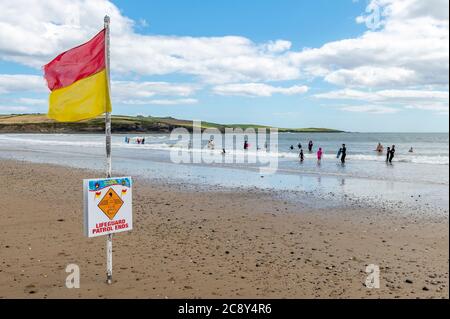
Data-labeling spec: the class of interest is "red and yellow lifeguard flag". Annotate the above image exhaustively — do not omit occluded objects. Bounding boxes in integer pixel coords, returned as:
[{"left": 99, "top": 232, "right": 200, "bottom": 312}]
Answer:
[{"left": 44, "top": 29, "right": 111, "bottom": 122}]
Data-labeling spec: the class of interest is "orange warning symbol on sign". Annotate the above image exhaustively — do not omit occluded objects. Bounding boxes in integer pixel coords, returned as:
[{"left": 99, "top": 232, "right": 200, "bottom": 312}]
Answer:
[{"left": 98, "top": 188, "right": 124, "bottom": 220}]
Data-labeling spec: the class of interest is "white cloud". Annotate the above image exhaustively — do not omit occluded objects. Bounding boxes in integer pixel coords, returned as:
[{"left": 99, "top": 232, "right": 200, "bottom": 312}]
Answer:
[
  {"left": 315, "top": 89, "right": 449, "bottom": 102},
  {"left": 112, "top": 81, "right": 198, "bottom": 101},
  {"left": 0, "top": 0, "right": 300, "bottom": 84},
  {"left": 263, "top": 40, "right": 292, "bottom": 53},
  {"left": 0, "top": 73, "right": 198, "bottom": 99},
  {"left": 212, "top": 83, "right": 308, "bottom": 97},
  {"left": 338, "top": 105, "right": 399, "bottom": 114},
  {"left": 324, "top": 66, "right": 416, "bottom": 87},
  {"left": 15, "top": 97, "right": 47, "bottom": 105},
  {"left": 121, "top": 98, "right": 198, "bottom": 105},
  {"left": 0, "top": 74, "right": 46, "bottom": 94},
  {"left": 404, "top": 102, "right": 449, "bottom": 114},
  {"left": 0, "top": 105, "right": 32, "bottom": 112},
  {"left": 0, "top": 72, "right": 200, "bottom": 107},
  {"left": 316, "top": 88, "right": 449, "bottom": 114},
  {"left": 369, "top": 0, "right": 449, "bottom": 21},
  {"left": 290, "top": 0, "right": 449, "bottom": 88},
  {"left": 0, "top": 0, "right": 447, "bottom": 88},
  {"left": 113, "top": 35, "right": 300, "bottom": 83},
  {"left": 0, "top": 0, "right": 133, "bottom": 67}
]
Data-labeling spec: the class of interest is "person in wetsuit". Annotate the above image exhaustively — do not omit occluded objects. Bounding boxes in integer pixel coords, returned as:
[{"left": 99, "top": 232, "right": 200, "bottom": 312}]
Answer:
[
  {"left": 340, "top": 144, "right": 347, "bottom": 164},
  {"left": 389, "top": 145, "right": 396, "bottom": 163},
  {"left": 317, "top": 147, "right": 323, "bottom": 162},
  {"left": 308, "top": 140, "right": 313, "bottom": 152}
]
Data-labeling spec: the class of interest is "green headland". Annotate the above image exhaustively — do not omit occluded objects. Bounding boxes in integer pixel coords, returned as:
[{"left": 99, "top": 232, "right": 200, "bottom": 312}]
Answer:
[{"left": 0, "top": 114, "right": 344, "bottom": 133}]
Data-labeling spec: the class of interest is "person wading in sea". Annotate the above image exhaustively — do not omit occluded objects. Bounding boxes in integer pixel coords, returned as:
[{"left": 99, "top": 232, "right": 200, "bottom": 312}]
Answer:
[
  {"left": 308, "top": 140, "right": 313, "bottom": 152},
  {"left": 340, "top": 144, "right": 347, "bottom": 164},
  {"left": 317, "top": 147, "right": 323, "bottom": 163},
  {"left": 389, "top": 145, "right": 396, "bottom": 163}
]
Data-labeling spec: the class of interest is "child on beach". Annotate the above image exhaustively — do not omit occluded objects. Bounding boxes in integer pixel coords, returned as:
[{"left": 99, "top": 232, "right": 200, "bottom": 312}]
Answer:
[{"left": 299, "top": 149, "right": 304, "bottom": 162}]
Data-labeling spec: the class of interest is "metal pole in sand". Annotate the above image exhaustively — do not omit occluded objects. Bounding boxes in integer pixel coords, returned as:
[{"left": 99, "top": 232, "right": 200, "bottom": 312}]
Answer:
[{"left": 104, "top": 15, "right": 113, "bottom": 285}]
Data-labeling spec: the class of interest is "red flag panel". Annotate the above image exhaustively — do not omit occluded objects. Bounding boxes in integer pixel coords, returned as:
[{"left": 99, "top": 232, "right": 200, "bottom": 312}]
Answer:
[{"left": 44, "top": 29, "right": 106, "bottom": 91}]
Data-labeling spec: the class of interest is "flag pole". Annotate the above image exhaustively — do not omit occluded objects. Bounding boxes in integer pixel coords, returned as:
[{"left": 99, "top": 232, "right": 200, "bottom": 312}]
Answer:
[{"left": 104, "top": 15, "right": 113, "bottom": 285}]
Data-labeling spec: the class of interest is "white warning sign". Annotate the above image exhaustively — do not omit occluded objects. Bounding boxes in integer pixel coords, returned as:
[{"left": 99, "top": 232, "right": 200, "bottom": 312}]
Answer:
[{"left": 83, "top": 177, "right": 132, "bottom": 238}]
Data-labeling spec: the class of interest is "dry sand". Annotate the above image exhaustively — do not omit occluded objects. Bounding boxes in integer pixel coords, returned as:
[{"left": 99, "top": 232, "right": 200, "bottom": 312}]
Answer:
[{"left": 0, "top": 159, "right": 448, "bottom": 299}]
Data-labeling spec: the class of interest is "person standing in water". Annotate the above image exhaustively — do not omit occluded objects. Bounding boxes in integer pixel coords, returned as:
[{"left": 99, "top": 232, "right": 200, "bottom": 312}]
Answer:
[
  {"left": 376, "top": 142, "right": 384, "bottom": 153},
  {"left": 386, "top": 147, "right": 391, "bottom": 162},
  {"left": 308, "top": 140, "right": 314, "bottom": 152},
  {"left": 299, "top": 149, "right": 304, "bottom": 162},
  {"left": 340, "top": 144, "right": 347, "bottom": 164},
  {"left": 244, "top": 140, "right": 249, "bottom": 150},
  {"left": 317, "top": 147, "right": 323, "bottom": 162},
  {"left": 389, "top": 145, "right": 396, "bottom": 163}
]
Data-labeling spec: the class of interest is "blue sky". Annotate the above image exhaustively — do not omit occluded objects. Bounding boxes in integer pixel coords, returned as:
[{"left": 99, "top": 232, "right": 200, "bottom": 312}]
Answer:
[
  {"left": 0, "top": 0, "right": 448, "bottom": 132},
  {"left": 114, "top": 0, "right": 367, "bottom": 46}
]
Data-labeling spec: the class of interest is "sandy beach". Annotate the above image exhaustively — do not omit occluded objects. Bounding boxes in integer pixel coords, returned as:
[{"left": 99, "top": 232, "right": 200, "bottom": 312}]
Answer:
[{"left": 0, "top": 159, "right": 448, "bottom": 299}]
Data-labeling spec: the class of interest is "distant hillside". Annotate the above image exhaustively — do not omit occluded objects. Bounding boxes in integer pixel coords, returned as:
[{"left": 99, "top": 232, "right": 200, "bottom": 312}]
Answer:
[{"left": 0, "top": 114, "right": 344, "bottom": 134}]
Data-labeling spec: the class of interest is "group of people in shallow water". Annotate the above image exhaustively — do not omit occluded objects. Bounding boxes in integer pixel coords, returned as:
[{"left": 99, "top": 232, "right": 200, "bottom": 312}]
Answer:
[
  {"left": 292, "top": 141, "right": 414, "bottom": 165},
  {"left": 376, "top": 142, "right": 401, "bottom": 164},
  {"left": 124, "top": 136, "right": 145, "bottom": 144},
  {"left": 291, "top": 140, "right": 347, "bottom": 164},
  {"left": 133, "top": 136, "right": 411, "bottom": 165}
]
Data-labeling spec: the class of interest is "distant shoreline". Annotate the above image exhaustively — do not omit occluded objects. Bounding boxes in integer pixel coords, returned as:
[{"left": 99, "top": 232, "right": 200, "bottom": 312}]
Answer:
[{"left": 0, "top": 114, "right": 344, "bottom": 134}]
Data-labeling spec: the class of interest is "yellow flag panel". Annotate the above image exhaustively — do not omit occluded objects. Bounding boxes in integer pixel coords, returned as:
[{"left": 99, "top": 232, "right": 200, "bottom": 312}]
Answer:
[{"left": 48, "top": 70, "right": 111, "bottom": 122}]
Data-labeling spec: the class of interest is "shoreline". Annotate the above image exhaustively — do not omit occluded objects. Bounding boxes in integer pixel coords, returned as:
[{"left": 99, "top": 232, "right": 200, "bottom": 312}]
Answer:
[
  {"left": 2, "top": 152, "right": 448, "bottom": 215},
  {"left": 0, "top": 159, "right": 448, "bottom": 298}
]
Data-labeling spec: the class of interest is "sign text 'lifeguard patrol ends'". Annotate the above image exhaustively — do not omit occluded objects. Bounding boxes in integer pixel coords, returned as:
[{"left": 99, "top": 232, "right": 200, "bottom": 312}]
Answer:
[{"left": 83, "top": 177, "right": 132, "bottom": 238}]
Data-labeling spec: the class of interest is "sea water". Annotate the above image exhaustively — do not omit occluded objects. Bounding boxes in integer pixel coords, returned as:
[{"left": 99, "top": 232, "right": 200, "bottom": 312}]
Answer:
[{"left": 0, "top": 132, "right": 448, "bottom": 211}]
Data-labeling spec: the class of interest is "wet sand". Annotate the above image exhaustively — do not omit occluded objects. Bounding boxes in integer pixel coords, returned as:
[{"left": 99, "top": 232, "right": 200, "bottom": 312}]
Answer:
[{"left": 0, "top": 159, "right": 448, "bottom": 298}]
